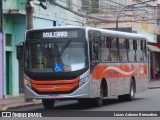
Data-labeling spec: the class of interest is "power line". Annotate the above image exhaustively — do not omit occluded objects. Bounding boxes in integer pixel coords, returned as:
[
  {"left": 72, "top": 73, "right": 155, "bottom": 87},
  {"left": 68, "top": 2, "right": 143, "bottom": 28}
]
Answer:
[
  {"left": 49, "top": 0, "right": 114, "bottom": 23},
  {"left": 48, "top": 3, "right": 85, "bottom": 25},
  {"left": 49, "top": 0, "right": 158, "bottom": 25}
]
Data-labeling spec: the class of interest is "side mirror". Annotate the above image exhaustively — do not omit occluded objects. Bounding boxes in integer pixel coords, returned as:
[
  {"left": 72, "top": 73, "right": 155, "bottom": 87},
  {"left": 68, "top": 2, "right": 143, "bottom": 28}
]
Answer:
[{"left": 16, "top": 43, "right": 24, "bottom": 60}]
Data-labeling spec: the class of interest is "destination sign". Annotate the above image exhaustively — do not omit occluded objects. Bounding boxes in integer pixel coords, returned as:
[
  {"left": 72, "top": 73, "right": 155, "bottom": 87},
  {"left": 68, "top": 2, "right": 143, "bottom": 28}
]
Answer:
[
  {"left": 43, "top": 31, "right": 68, "bottom": 38},
  {"left": 27, "top": 29, "right": 84, "bottom": 39}
]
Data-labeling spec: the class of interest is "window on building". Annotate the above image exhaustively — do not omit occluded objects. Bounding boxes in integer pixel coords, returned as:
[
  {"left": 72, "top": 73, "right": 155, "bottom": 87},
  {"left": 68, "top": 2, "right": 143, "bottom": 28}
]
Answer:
[
  {"left": 67, "top": 0, "right": 72, "bottom": 9},
  {"left": 5, "top": 34, "right": 12, "bottom": 46},
  {"left": 91, "top": 0, "right": 99, "bottom": 13}
]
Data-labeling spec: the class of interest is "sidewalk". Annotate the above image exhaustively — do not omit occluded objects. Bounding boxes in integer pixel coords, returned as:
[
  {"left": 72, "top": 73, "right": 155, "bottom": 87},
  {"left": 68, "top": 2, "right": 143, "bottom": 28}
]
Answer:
[
  {"left": 148, "top": 79, "right": 160, "bottom": 89},
  {"left": 0, "top": 94, "right": 41, "bottom": 111},
  {"left": 0, "top": 80, "right": 160, "bottom": 111}
]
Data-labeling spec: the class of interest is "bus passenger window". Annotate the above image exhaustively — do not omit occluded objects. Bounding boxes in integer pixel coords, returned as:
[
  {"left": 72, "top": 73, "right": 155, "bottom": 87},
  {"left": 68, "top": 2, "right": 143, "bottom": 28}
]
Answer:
[
  {"left": 141, "top": 40, "right": 146, "bottom": 50},
  {"left": 141, "top": 41, "right": 147, "bottom": 62},
  {"left": 119, "top": 49, "right": 128, "bottom": 62},
  {"left": 128, "top": 50, "right": 136, "bottom": 62},
  {"left": 110, "top": 38, "right": 118, "bottom": 62},
  {"left": 143, "top": 51, "right": 147, "bottom": 62},
  {"left": 119, "top": 38, "right": 128, "bottom": 62},
  {"left": 129, "top": 39, "right": 133, "bottom": 50},
  {"left": 137, "top": 40, "right": 141, "bottom": 50},
  {"left": 136, "top": 50, "right": 143, "bottom": 62},
  {"left": 128, "top": 39, "right": 136, "bottom": 62},
  {"left": 119, "top": 38, "right": 126, "bottom": 49},
  {"left": 111, "top": 38, "right": 117, "bottom": 48},
  {"left": 100, "top": 36, "right": 110, "bottom": 62},
  {"left": 133, "top": 40, "right": 137, "bottom": 50},
  {"left": 110, "top": 50, "right": 118, "bottom": 62},
  {"left": 136, "top": 40, "right": 143, "bottom": 62}
]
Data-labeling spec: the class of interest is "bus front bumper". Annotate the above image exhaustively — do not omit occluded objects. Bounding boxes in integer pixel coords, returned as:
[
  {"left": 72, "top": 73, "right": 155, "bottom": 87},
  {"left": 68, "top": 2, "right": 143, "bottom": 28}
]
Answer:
[{"left": 24, "top": 82, "right": 91, "bottom": 100}]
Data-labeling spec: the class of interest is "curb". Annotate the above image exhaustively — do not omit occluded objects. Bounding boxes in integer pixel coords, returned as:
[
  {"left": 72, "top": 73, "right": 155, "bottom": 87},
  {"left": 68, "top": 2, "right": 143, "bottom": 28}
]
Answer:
[
  {"left": 0, "top": 102, "right": 42, "bottom": 111},
  {"left": 148, "top": 87, "right": 160, "bottom": 89},
  {"left": 0, "top": 106, "right": 7, "bottom": 111}
]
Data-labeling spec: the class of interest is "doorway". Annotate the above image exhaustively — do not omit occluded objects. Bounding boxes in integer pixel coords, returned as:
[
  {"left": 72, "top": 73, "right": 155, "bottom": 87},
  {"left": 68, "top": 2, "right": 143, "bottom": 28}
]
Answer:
[{"left": 6, "top": 51, "right": 12, "bottom": 95}]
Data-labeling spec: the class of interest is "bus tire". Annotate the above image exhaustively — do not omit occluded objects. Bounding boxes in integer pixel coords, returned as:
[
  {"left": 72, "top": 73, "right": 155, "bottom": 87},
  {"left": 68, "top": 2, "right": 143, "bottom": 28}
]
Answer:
[
  {"left": 118, "top": 80, "right": 135, "bottom": 101},
  {"left": 78, "top": 99, "right": 90, "bottom": 105},
  {"left": 92, "top": 84, "right": 103, "bottom": 107},
  {"left": 25, "top": 99, "right": 33, "bottom": 102},
  {"left": 126, "top": 80, "right": 135, "bottom": 101},
  {"left": 42, "top": 99, "right": 55, "bottom": 110}
]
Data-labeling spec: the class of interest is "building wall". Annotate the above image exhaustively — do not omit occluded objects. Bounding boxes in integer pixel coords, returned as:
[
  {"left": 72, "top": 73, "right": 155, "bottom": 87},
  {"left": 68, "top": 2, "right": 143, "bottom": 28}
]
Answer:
[
  {"left": 0, "top": 32, "right": 3, "bottom": 99},
  {"left": 2, "top": 0, "right": 86, "bottom": 96},
  {"left": 87, "top": 0, "right": 157, "bottom": 43},
  {"left": 3, "top": 15, "right": 16, "bottom": 96}
]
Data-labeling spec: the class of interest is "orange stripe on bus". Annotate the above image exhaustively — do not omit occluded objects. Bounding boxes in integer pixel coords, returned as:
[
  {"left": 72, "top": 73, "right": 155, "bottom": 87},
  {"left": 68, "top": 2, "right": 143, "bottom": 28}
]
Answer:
[
  {"left": 31, "top": 78, "right": 79, "bottom": 85},
  {"left": 92, "top": 64, "right": 147, "bottom": 80},
  {"left": 31, "top": 77, "right": 80, "bottom": 92}
]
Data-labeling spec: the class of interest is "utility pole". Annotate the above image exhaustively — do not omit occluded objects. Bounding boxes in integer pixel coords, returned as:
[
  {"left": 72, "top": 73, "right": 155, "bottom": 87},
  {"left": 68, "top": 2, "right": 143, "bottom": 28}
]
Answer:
[
  {"left": 25, "top": 0, "right": 47, "bottom": 102},
  {"left": 26, "top": 0, "right": 34, "bottom": 30},
  {"left": 24, "top": 0, "right": 34, "bottom": 102},
  {"left": 26, "top": 0, "right": 47, "bottom": 29}
]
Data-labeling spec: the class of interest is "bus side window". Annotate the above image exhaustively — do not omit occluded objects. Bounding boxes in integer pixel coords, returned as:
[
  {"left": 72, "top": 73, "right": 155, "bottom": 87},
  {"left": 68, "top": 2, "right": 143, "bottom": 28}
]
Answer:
[
  {"left": 100, "top": 36, "right": 110, "bottom": 62},
  {"left": 141, "top": 40, "right": 147, "bottom": 62},
  {"left": 110, "top": 37, "right": 119, "bottom": 62},
  {"left": 89, "top": 34, "right": 94, "bottom": 61},
  {"left": 133, "top": 40, "right": 137, "bottom": 50},
  {"left": 119, "top": 38, "right": 128, "bottom": 62},
  {"left": 89, "top": 32, "right": 100, "bottom": 61},
  {"left": 128, "top": 39, "right": 136, "bottom": 62},
  {"left": 93, "top": 36, "right": 100, "bottom": 61},
  {"left": 136, "top": 40, "right": 143, "bottom": 62}
]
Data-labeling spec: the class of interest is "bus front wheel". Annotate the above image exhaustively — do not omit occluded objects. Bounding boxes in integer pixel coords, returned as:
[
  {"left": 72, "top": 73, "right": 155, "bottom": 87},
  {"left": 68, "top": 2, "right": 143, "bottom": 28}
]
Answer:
[
  {"left": 42, "top": 99, "right": 55, "bottom": 110},
  {"left": 92, "top": 85, "right": 103, "bottom": 107}
]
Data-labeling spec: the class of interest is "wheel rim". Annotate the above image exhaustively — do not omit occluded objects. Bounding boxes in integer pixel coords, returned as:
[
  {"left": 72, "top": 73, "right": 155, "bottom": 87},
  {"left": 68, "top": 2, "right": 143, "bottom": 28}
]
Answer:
[{"left": 130, "top": 84, "right": 134, "bottom": 98}]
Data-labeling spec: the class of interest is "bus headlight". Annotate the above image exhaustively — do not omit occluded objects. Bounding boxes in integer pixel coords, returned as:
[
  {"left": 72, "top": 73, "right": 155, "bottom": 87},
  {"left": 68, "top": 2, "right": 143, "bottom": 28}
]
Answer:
[
  {"left": 24, "top": 79, "right": 31, "bottom": 87},
  {"left": 79, "top": 77, "right": 88, "bottom": 87}
]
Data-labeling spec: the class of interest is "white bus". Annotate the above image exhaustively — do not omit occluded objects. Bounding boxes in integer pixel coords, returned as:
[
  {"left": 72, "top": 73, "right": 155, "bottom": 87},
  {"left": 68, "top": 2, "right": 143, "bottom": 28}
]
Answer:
[{"left": 21, "top": 26, "right": 148, "bottom": 109}]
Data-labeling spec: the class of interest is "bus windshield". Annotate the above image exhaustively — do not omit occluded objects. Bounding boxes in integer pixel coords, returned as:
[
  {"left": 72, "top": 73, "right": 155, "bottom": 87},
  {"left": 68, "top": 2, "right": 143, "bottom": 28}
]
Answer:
[{"left": 25, "top": 40, "right": 88, "bottom": 73}]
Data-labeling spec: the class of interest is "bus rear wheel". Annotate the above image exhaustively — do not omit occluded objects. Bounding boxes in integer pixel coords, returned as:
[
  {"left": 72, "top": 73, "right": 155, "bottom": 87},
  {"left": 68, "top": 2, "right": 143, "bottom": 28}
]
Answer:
[
  {"left": 42, "top": 99, "right": 55, "bottom": 110},
  {"left": 126, "top": 80, "right": 135, "bottom": 101},
  {"left": 118, "top": 80, "right": 135, "bottom": 101}
]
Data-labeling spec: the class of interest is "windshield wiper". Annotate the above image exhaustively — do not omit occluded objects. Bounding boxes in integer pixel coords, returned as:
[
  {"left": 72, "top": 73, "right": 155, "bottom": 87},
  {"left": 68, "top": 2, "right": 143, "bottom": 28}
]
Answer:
[{"left": 58, "top": 39, "right": 71, "bottom": 56}]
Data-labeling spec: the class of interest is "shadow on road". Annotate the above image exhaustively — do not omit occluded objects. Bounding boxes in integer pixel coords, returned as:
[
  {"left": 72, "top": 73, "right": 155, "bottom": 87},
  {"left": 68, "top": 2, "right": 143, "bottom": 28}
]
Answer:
[{"left": 38, "top": 98, "right": 144, "bottom": 111}]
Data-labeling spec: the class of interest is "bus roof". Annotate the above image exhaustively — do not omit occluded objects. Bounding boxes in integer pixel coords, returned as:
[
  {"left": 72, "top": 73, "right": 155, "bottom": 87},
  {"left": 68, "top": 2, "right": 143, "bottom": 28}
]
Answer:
[
  {"left": 86, "top": 27, "right": 146, "bottom": 40},
  {"left": 27, "top": 26, "right": 146, "bottom": 40}
]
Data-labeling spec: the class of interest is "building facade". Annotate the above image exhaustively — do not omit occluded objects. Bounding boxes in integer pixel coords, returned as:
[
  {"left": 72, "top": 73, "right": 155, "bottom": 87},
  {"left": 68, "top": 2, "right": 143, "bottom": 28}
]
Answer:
[
  {"left": 0, "top": 32, "right": 3, "bottom": 99},
  {"left": 84, "top": 0, "right": 159, "bottom": 80},
  {"left": 2, "top": 0, "right": 86, "bottom": 98},
  {"left": 0, "top": 0, "right": 3, "bottom": 99}
]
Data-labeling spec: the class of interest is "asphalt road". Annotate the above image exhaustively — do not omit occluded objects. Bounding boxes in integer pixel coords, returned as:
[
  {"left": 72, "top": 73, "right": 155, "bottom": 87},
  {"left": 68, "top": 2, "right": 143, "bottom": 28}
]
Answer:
[
  {"left": 2, "top": 89, "right": 160, "bottom": 120},
  {"left": 10, "top": 89, "right": 160, "bottom": 111}
]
